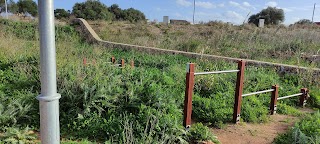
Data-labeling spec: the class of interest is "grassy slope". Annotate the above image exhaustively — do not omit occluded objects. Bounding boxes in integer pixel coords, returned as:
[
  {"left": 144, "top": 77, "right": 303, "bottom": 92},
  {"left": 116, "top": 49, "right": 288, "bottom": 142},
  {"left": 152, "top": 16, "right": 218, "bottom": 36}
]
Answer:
[
  {"left": 0, "top": 19, "right": 319, "bottom": 143},
  {"left": 92, "top": 21, "right": 320, "bottom": 67}
]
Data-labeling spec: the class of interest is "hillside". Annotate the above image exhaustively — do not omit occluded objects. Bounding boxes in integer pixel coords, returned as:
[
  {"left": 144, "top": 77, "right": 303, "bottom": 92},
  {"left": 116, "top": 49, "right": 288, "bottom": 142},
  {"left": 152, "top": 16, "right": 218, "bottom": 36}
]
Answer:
[
  {"left": 91, "top": 21, "right": 320, "bottom": 68},
  {"left": 0, "top": 19, "right": 319, "bottom": 143}
]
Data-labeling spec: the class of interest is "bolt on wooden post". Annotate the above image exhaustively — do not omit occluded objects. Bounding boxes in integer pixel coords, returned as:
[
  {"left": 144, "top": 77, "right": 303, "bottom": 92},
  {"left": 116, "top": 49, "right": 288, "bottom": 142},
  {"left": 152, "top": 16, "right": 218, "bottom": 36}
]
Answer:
[
  {"left": 233, "top": 60, "right": 245, "bottom": 123},
  {"left": 299, "top": 88, "right": 308, "bottom": 107},
  {"left": 183, "top": 63, "right": 195, "bottom": 129},
  {"left": 270, "top": 85, "right": 279, "bottom": 115}
]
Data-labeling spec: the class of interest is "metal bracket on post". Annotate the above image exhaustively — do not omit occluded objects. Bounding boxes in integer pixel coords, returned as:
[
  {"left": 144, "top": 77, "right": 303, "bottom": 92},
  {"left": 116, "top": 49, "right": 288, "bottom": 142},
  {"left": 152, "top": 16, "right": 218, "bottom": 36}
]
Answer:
[
  {"left": 233, "top": 60, "right": 245, "bottom": 124},
  {"left": 300, "top": 88, "right": 308, "bottom": 107},
  {"left": 270, "top": 85, "right": 279, "bottom": 115},
  {"left": 183, "top": 63, "right": 195, "bottom": 129}
]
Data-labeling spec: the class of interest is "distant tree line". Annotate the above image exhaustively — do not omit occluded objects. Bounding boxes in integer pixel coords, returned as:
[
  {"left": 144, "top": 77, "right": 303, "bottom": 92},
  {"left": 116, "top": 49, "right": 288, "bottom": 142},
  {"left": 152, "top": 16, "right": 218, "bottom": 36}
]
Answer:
[
  {"left": 0, "top": 0, "right": 37, "bottom": 17},
  {"left": 59, "top": 1, "right": 146, "bottom": 22},
  {"left": 0, "top": 0, "right": 146, "bottom": 22}
]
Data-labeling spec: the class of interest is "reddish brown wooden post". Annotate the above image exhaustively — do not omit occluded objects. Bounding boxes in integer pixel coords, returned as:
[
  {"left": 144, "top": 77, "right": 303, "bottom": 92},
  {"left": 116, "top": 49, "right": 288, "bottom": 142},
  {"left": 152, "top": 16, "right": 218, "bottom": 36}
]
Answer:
[
  {"left": 83, "top": 58, "right": 87, "bottom": 66},
  {"left": 270, "top": 85, "right": 279, "bottom": 115},
  {"left": 183, "top": 63, "right": 195, "bottom": 129},
  {"left": 233, "top": 60, "right": 245, "bottom": 123},
  {"left": 299, "top": 88, "right": 308, "bottom": 107},
  {"left": 111, "top": 57, "right": 115, "bottom": 64},
  {"left": 121, "top": 59, "right": 125, "bottom": 67},
  {"left": 131, "top": 60, "right": 134, "bottom": 68}
]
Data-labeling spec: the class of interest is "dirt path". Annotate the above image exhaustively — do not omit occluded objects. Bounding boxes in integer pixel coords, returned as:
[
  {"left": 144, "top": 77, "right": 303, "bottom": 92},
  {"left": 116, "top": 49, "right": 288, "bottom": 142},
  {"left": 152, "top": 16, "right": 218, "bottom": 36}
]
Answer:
[{"left": 212, "top": 114, "right": 298, "bottom": 144}]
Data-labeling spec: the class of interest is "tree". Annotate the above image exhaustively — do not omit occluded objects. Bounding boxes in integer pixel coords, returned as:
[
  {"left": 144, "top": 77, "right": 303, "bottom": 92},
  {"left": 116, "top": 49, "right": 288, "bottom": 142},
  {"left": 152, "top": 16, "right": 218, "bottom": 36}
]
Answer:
[
  {"left": 248, "top": 7, "right": 284, "bottom": 26},
  {"left": 17, "top": 0, "right": 37, "bottom": 17},
  {"left": 122, "top": 8, "right": 146, "bottom": 22},
  {"left": 72, "top": 0, "right": 113, "bottom": 20},
  {"left": 0, "top": 0, "right": 18, "bottom": 13},
  {"left": 54, "top": 8, "right": 70, "bottom": 19},
  {"left": 108, "top": 4, "right": 123, "bottom": 20},
  {"left": 294, "top": 19, "right": 313, "bottom": 25}
]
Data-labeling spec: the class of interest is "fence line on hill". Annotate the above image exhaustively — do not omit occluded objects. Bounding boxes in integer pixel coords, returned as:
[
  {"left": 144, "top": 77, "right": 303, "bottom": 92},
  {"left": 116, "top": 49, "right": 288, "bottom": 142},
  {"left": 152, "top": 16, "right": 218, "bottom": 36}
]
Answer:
[{"left": 183, "top": 60, "right": 309, "bottom": 129}]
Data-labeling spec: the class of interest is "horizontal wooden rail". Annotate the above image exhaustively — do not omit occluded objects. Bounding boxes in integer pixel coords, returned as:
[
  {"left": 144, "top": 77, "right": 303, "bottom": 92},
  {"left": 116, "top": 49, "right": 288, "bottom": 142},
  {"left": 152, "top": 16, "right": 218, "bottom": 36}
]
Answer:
[
  {"left": 277, "top": 93, "right": 303, "bottom": 100},
  {"left": 242, "top": 89, "right": 275, "bottom": 97},
  {"left": 194, "top": 70, "right": 239, "bottom": 75}
]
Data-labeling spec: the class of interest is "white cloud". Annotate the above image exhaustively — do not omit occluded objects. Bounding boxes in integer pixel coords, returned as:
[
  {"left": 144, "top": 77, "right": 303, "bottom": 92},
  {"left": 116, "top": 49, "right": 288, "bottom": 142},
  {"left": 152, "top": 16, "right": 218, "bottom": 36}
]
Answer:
[
  {"left": 196, "top": 1, "right": 215, "bottom": 9},
  {"left": 229, "top": 1, "right": 251, "bottom": 12},
  {"left": 266, "top": 1, "right": 278, "bottom": 7},
  {"left": 218, "top": 3, "right": 225, "bottom": 7},
  {"left": 176, "top": 0, "right": 224, "bottom": 9},
  {"left": 243, "top": 2, "right": 251, "bottom": 7},
  {"left": 282, "top": 7, "right": 293, "bottom": 12},
  {"left": 229, "top": 1, "right": 240, "bottom": 7},
  {"left": 224, "top": 11, "right": 245, "bottom": 22},
  {"left": 176, "top": 0, "right": 192, "bottom": 7}
]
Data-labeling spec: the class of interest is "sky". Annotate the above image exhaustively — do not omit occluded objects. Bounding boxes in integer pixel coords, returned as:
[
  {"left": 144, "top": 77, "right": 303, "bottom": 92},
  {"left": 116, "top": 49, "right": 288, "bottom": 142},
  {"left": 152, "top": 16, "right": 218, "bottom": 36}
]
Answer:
[{"left": 14, "top": 0, "right": 320, "bottom": 25}]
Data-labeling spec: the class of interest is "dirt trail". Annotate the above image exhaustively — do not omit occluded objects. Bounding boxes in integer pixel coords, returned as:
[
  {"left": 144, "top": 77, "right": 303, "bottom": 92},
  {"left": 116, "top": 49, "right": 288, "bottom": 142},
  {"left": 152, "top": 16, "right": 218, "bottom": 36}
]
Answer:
[{"left": 212, "top": 114, "right": 297, "bottom": 144}]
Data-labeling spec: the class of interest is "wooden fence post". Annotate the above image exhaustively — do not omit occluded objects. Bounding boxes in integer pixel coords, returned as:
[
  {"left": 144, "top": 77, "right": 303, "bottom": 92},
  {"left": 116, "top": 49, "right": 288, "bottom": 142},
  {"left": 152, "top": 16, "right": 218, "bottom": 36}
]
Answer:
[
  {"left": 300, "top": 88, "right": 308, "bottom": 107},
  {"left": 111, "top": 57, "right": 115, "bottom": 64},
  {"left": 121, "top": 59, "right": 125, "bottom": 67},
  {"left": 270, "top": 85, "right": 279, "bottom": 115},
  {"left": 131, "top": 60, "right": 134, "bottom": 68},
  {"left": 83, "top": 58, "right": 87, "bottom": 66},
  {"left": 233, "top": 60, "right": 245, "bottom": 123},
  {"left": 183, "top": 63, "right": 195, "bottom": 129}
]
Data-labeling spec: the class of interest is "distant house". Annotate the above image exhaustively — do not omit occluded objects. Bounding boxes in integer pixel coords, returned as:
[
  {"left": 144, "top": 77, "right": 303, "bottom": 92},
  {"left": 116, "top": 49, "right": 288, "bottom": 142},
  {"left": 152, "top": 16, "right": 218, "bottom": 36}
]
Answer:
[
  {"left": 170, "top": 19, "right": 190, "bottom": 25},
  {"left": 315, "top": 22, "right": 320, "bottom": 25}
]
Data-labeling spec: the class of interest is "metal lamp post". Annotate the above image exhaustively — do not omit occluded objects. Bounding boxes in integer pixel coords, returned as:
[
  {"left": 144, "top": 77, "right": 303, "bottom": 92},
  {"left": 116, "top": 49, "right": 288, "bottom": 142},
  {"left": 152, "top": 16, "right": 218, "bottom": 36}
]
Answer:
[
  {"left": 36, "top": 0, "right": 61, "bottom": 143},
  {"left": 5, "top": 0, "right": 8, "bottom": 19}
]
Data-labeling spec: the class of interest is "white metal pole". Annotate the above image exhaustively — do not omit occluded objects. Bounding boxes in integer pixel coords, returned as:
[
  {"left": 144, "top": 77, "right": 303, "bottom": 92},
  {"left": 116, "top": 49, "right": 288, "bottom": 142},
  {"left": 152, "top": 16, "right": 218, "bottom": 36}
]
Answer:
[
  {"left": 312, "top": 3, "right": 316, "bottom": 23},
  {"left": 36, "top": 0, "right": 61, "bottom": 143},
  {"left": 5, "top": 0, "right": 8, "bottom": 19}
]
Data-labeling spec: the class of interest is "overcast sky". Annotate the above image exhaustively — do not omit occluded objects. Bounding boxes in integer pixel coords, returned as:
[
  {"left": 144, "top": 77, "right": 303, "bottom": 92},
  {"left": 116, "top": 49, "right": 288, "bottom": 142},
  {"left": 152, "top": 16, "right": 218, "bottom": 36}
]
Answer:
[{"left": 47, "top": 0, "right": 320, "bottom": 24}]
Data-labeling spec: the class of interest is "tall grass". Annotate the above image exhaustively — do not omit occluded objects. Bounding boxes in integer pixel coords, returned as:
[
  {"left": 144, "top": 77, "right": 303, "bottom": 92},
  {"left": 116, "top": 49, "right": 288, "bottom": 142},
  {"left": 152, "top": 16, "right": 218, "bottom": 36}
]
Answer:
[
  {"left": 0, "top": 19, "right": 319, "bottom": 143},
  {"left": 93, "top": 21, "right": 320, "bottom": 67}
]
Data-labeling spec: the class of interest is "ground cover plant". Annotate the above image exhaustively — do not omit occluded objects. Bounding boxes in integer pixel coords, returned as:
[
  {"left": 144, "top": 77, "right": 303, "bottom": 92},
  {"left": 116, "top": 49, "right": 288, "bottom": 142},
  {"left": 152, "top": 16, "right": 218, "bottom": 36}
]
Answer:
[
  {"left": 92, "top": 21, "right": 320, "bottom": 68},
  {"left": 0, "top": 19, "right": 319, "bottom": 143},
  {"left": 274, "top": 111, "right": 320, "bottom": 144}
]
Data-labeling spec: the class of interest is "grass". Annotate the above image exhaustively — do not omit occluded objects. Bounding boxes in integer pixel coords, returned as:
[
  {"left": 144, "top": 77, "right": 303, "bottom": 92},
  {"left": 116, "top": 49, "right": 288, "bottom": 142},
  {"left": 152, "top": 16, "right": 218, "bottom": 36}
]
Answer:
[
  {"left": 0, "top": 18, "right": 319, "bottom": 143},
  {"left": 274, "top": 111, "right": 320, "bottom": 144},
  {"left": 92, "top": 21, "right": 320, "bottom": 67}
]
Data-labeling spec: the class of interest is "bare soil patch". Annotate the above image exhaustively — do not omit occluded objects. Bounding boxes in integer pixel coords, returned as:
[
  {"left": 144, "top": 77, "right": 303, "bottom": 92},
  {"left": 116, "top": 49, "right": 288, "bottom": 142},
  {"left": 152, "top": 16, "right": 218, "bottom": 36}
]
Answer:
[{"left": 212, "top": 114, "right": 298, "bottom": 144}]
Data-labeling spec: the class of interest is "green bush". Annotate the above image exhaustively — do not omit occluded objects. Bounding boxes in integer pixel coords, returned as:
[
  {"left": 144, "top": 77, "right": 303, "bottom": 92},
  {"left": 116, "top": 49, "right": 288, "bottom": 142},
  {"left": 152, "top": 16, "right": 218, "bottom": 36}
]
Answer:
[
  {"left": 187, "top": 123, "right": 219, "bottom": 143},
  {"left": 274, "top": 111, "right": 320, "bottom": 144}
]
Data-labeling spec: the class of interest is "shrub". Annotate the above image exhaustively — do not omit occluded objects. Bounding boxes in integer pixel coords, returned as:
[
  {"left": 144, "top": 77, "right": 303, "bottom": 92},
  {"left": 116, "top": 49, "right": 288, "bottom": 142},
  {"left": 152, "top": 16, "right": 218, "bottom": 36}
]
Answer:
[
  {"left": 187, "top": 123, "right": 220, "bottom": 143},
  {"left": 274, "top": 111, "right": 320, "bottom": 144},
  {"left": 72, "top": 1, "right": 113, "bottom": 21}
]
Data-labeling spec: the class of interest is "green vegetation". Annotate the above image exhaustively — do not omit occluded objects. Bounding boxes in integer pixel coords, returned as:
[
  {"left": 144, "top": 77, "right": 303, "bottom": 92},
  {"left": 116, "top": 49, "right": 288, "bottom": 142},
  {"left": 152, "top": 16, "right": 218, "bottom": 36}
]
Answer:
[
  {"left": 0, "top": 19, "right": 319, "bottom": 143},
  {"left": 54, "top": 9, "right": 71, "bottom": 20},
  {"left": 93, "top": 21, "right": 320, "bottom": 68},
  {"left": 0, "top": 0, "right": 18, "bottom": 13},
  {"left": 71, "top": 1, "right": 145, "bottom": 22},
  {"left": 248, "top": 7, "right": 285, "bottom": 26},
  {"left": 17, "top": 0, "right": 38, "bottom": 17},
  {"left": 72, "top": 0, "right": 113, "bottom": 21},
  {"left": 274, "top": 111, "right": 320, "bottom": 144},
  {"left": 294, "top": 19, "right": 313, "bottom": 25}
]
